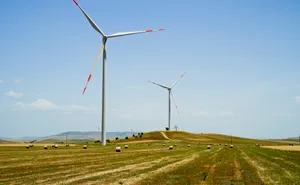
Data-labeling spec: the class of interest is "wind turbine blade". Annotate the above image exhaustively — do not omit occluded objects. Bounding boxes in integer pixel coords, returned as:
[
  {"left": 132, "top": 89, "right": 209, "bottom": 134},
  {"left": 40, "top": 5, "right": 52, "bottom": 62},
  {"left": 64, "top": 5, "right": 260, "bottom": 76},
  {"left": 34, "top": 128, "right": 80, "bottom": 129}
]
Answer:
[
  {"left": 171, "top": 72, "right": 186, "bottom": 89},
  {"left": 148, "top": 81, "right": 169, "bottom": 89},
  {"left": 83, "top": 43, "right": 104, "bottom": 95},
  {"left": 73, "top": 0, "right": 105, "bottom": 37},
  {"left": 171, "top": 91, "right": 180, "bottom": 115},
  {"left": 107, "top": 28, "right": 165, "bottom": 38}
]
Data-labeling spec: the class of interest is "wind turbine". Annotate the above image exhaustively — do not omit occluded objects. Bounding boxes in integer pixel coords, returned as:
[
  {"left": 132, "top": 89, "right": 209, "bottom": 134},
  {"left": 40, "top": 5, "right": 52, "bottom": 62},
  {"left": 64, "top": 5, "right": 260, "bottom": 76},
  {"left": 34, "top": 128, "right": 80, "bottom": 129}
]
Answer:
[
  {"left": 174, "top": 125, "right": 179, "bottom": 131},
  {"left": 149, "top": 73, "right": 186, "bottom": 130},
  {"left": 72, "top": 0, "right": 164, "bottom": 145}
]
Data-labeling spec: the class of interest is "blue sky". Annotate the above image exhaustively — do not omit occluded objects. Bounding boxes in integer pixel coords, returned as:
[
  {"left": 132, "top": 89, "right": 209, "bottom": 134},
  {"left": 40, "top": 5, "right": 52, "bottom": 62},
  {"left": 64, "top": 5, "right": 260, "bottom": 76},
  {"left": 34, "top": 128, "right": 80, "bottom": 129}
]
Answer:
[{"left": 0, "top": 0, "right": 299, "bottom": 139}]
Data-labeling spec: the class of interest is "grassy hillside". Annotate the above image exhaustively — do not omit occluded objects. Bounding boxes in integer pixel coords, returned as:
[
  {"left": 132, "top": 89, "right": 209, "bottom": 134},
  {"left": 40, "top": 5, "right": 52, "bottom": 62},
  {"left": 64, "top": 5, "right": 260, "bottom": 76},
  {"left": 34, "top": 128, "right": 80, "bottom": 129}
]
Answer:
[{"left": 113, "top": 131, "right": 296, "bottom": 146}]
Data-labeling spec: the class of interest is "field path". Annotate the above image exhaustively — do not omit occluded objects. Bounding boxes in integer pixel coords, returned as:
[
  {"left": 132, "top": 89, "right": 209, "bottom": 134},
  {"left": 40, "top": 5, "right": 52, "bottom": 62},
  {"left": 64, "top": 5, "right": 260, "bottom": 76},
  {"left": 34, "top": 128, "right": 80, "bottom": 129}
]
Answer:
[
  {"left": 239, "top": 148, "right": 276, "bottom": 184},
  {"left": 50, "top": 157, "right": 173, "bottom": 185},
  {"left": 160, "top": 131, "right": 169, "bottom": 140},
  {"left": 112, "top": 154, "right": 199, "bottom": 185}
]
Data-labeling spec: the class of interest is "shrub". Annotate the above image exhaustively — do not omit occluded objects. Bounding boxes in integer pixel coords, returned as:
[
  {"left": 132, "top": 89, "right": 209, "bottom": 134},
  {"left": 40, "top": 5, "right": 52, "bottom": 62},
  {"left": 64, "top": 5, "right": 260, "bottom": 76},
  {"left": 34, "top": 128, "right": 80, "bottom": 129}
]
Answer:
[
  {"left": 132, "top": 134, "right": 135, "bottom": 137},
  {"left": 141, "top": 132, "right": 144, "bottom": 135},
  {"left": 125, "top": 136, "right": 128, "bottom": 140},
  {"left": 106, "top": 139, "right": 110, "bottom": 143},
  {"left": 139, "top": 135, "right": 142, "bottom": 138},
  {"left": 115, "top": 137, "right": 119, "bottom": 140},
  {"left": 165, "top": 127, "right": 169, "bottom": 131}
]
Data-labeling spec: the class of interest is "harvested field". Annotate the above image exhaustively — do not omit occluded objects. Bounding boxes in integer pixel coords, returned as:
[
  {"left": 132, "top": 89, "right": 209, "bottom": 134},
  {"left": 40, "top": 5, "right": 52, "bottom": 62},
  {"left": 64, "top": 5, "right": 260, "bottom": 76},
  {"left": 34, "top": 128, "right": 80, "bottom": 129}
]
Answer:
[
  {"left": 1, "top": 131, "right": 300, "bottom": 184},
  {"left": 262, "top": 145, "right": 300, "bottom": 151}
]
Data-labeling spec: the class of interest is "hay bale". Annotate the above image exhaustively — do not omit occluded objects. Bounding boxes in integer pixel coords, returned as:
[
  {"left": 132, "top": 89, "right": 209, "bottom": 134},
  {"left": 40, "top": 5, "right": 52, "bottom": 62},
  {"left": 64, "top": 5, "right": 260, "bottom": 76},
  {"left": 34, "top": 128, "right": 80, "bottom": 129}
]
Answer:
[
  {"left": 174, "top": 144, "right": 177, "bottom": 146},
  {"left": 169, "top": 146, "right": 173, "bottom": 150},
  {"left": 230, "top": 145, "right": 233, "bottom": 148},
  {"left": 225, "top": 144, "right": 227, "bottom": 146},
  {"left": 207, "top": 145, "right": 211, "bottom": 149},
  {"left": 155, "top": 144, "right": 158, "bottom": 146},
  {"left": 116, "top": 146, "right": 121, "bottom": 152},
  {"left": 52, "top": 144, "right": 55, "bottom": 148},
  {"left": 163, "top": 144, "right": 166, "bottom": 146},
  {"left": 188, "top": 144, "right": 190, "bottom": 147},
  {"left": 83, "top": 145, "right": 87, "bottom": 149},
  {"left": 66, "top": 144, "right": 70, "bottom": 147},
  {"left": 54, "top": 144, "right": 58, "bottom": 148},
  {"left": 124, "top": 145, "right": 128, "bottom": 149},
  {"left": 44, "top": 145, "right": 48, "bottom": 150},
  {"left": 26, "top": 145, "right": 30, "bottom": 149}
]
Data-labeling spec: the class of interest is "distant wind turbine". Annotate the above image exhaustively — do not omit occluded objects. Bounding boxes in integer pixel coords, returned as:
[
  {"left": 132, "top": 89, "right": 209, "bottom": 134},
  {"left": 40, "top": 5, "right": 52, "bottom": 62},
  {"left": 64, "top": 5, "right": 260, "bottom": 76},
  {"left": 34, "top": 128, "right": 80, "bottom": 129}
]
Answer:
[
  {"left": 174, "top": 125, "right": 179, "bottom": 131},
  {"left": 72, "top": 0, "right": 164, "bottom": 146},
  {"left": 149, "top": 72, "right": 186, "bottom": 130}
]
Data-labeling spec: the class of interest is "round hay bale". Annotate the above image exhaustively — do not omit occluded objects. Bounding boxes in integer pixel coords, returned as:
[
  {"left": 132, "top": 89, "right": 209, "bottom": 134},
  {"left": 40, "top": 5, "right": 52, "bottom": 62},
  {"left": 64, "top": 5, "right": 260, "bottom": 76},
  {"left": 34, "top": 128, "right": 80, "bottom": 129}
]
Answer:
[
  {"left": 116, "top": 146, "right": 121, "bottom": 152},
  {"left": 207, "top": 145, "right": 211, "bottom": 149},
  {"left": 169, "top": 146, "right": 173, "bottom": 150},
  {"left": 26, "top": 145, "right": 30, "bottom": 149},
  {"left": 163, "top": 144, "right": 166, "bottom": 146},
  {"left": 52, "top": 144, "right": 55, "bottom": 148},
  {"left": 225, "top": 144, "right": 227, "bottom": 146},
  {"left": 174, "top": 144, "right": 177, "bottom": 146},
  {"left": 44, "top": 145, "right": 48, "bottom": 150},
  {"left": 83, "top": 145, "right": 87, "bottom": 149},
  {"left": 230, "top": 145, "right": 233, "bottom": 148},
  {"left": 124, "top": 145, "right": 128, "bottom": 149},
  {"left": 66, "top": 144, "right": 70, "bottom": 147},
  {"left": 54, "top": 144, "right": 58, "bottom": 148},
  {"left": 188, "top": 144, "right": 190, "bottom": 147}
]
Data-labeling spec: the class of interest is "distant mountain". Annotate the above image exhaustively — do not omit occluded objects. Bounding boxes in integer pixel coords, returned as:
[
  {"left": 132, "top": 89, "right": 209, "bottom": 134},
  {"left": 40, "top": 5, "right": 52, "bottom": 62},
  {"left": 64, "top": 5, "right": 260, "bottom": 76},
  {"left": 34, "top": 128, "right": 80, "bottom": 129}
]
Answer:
[
  {"left": 0, "top": 131, "right": 138, "bottom": 142},
  {"left": 0, "top": 139, "right": 14, "bottom": 144},
  {"left": 271, "top": 137, "right": 299, "bottom": 142},
  {"left": 35, "top": 131, "right": 137, "bottom": 142}
]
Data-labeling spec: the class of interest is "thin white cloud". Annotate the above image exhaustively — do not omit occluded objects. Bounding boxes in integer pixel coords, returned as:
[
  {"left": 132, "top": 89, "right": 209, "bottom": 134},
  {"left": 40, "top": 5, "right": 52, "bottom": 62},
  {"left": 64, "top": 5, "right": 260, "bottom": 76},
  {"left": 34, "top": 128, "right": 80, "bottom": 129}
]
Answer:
[
  {"left": 219, "top": 111, "right": 234, "bottom": 117},
  {"left": 0, "top": 80, "right": 3, "bottom": 84},
  {"left": 12, "top": 98, "right": 98, "bottom": 113},
  {"left": 295, "top": 96, "right": 300, "bottom": 103},
  {"left": 15, "top": 80, "right": 22, "bottom": 84},
  {"left": 5, "top": 91, "right": 24, "bottom": 98},
  {"left": 200, "top": 111, "right": 209, "bottom": 117}
]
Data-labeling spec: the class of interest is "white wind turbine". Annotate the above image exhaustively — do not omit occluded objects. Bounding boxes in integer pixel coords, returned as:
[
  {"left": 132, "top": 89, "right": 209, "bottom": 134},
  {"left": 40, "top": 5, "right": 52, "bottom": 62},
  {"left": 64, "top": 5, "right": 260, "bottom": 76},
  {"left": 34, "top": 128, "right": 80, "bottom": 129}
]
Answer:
[
  {"left": 149, "top": 73, "right": 186, "bottom": 130},
  {"left": 73, "top": 0, "right": 164, "bottom": 145}
]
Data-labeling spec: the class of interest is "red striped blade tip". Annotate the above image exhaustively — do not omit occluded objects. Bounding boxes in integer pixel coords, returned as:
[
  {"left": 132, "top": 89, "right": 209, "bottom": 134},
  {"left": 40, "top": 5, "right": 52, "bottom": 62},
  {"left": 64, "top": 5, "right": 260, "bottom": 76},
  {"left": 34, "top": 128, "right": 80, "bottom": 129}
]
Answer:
[
  {"left": 146, "top": 30, "right": 153, "bottom": 32},
  {"left": 73, "top": 0, "right": 78, "bottom": 6},
  {"left": 87, "top": 74, "right": 92, "bottom": 82}
]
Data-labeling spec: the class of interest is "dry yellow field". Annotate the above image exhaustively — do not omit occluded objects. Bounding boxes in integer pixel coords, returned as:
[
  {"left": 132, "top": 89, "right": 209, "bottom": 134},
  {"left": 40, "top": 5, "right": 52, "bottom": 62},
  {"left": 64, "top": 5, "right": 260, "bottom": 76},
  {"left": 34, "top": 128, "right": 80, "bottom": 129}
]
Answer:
[
  {"left": 262, "top": 145, "right": 300, "bottom": 151},
  {"left": 0, "top": 143, "right": 76, "bottom": 147}
]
